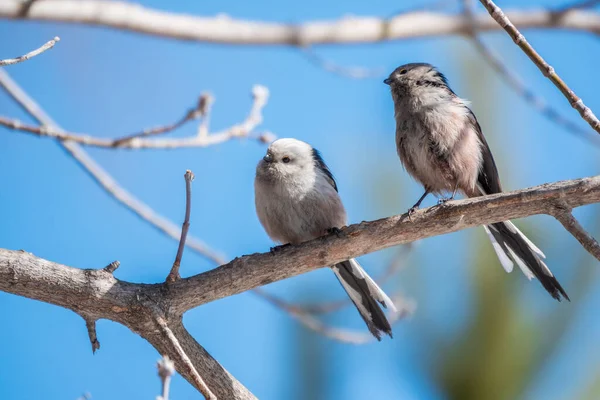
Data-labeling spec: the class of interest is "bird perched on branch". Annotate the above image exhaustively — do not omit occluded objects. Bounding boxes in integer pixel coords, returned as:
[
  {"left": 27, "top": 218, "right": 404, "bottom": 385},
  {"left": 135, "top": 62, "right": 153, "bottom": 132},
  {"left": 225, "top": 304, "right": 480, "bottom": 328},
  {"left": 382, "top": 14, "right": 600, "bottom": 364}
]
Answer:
[
  {"left": 254, "top": 138, "right": 397, "bottom": 339},
  {"left": 384, "top": 62, "right": 568, "bottom": 301}
]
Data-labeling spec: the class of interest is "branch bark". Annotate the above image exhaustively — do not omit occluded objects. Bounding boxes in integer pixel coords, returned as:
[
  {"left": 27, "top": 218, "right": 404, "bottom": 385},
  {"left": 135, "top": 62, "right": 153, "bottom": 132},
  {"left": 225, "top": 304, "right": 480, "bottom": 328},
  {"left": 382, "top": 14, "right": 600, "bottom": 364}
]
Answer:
[
  {"left": 1, "top": 1, "right": 599, "bottom": 45},
  {"left": 1, "top": 176, "right": 598, "bottom": 397},
  {"left": 0, "top": 249, "right": 256, "bottom": 399}
]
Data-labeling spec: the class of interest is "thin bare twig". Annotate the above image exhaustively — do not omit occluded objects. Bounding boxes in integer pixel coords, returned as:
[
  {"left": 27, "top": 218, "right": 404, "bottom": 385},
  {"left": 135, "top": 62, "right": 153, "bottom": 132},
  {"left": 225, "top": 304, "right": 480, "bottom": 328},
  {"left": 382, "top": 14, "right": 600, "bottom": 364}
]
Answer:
[
  {"left": 479, "top": 0, "right": 600, "bottom": 135},
  {"left": 553, "top": 207, "right": 600, "bottom": 261},
  {"left": 156, "top": 356, "right": 175, "bottom": 400},
  {"left": 154, "top": 316, "right": 216, "bottom": 400},
  {"left": 111, "top": 109, "right": 198, "bottom": 147},
  {"left": 0, "top": 85, "right": 271, "bottom": 149},
  {"left": 0, "top": 36, "right": 60, "bottom": 66},
  {"left": 462, "top": 0, "right": 600, "bottom": 147},
  {"left": 112, "top": 92, "right": 214, "bottom": 146},
  {"left": 167, "top": 170, "right": 195, "bottom": 283}
]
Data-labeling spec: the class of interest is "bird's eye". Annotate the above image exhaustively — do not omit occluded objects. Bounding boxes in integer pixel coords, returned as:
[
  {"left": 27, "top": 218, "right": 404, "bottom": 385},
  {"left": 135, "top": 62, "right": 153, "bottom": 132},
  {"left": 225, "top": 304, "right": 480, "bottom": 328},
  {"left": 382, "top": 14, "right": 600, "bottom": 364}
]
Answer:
[
  {"left": 399, "top": 69, "right": 407, "bottom": 75},
  {"left": 282, "top": 157, "right": 291, "bottom": 163}
]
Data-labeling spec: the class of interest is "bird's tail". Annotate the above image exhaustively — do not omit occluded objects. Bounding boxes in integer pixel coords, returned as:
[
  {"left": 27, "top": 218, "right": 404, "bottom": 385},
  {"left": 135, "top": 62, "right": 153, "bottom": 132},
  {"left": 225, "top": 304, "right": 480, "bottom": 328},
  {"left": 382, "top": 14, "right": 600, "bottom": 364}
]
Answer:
[
  {"left": 483, "top": 221, "right": 569, "bottom": 301},
  {"left": 331, "top": 259, "right": 397, "bottom": 340}
]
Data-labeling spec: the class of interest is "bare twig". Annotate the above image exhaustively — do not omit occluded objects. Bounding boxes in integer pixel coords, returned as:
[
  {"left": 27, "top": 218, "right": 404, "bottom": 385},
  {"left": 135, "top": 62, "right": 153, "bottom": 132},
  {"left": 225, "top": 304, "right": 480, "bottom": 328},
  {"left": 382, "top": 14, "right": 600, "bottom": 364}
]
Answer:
[
  {"left": 552, "top": 206, "right": 600, "bottom": 261},
  {"left": 479, "top": 0, "right": 600, "bottom": 135},
  {"left": 154, "top": 316, "right": 216, "bottom": 400},
  {"left": 1, "top": 1, "right": 599, "bottom": 45},
  {"left": 167, "top": 170, "right": 195, "bottom": 283},
  {"left": 0, "top": 85, "right": 271, "bottom": 149},
  {"left": 84, "top": 318, "right": 100, "bottom": 354},
  {"left": 156, "top": 356, "right": 175, "bottom": 400},
  {"left": 462, "top": 0, "right": 600, "bottom": 147},
  {"left": 0, "top": 36, "right": 60, "bottom": 66},
  {"left": 112, "top": 109, "right": 199, "bottom": 147}
]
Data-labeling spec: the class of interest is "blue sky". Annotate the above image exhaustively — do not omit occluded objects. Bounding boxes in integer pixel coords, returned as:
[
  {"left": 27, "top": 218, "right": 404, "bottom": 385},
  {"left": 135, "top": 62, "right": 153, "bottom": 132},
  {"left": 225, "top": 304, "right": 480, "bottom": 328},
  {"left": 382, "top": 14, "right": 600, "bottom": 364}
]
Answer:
[{"left": 1, "top": 1, "right": 599, "bottom": 399}]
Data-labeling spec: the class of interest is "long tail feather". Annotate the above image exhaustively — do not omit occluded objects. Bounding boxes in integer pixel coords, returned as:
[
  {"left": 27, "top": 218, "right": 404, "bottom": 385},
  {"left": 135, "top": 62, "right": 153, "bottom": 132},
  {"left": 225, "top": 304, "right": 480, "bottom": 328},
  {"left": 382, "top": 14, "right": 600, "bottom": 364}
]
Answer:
[
  {"left": 485, "top": 221, "right": 569, "bottom": 301},
  {"left": 332, "top": 259, "right": 395, "bottom": 340}
]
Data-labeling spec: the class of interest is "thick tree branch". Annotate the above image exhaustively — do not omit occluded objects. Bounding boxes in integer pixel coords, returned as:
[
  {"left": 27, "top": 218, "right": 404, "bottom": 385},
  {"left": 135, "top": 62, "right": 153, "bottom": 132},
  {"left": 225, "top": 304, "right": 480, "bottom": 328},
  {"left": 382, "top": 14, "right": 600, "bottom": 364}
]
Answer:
[
  {"left": 1, "top": 1, "right": 599, "bottom": 45},
  {"left": 479, "top": 0, "right": 600, "bottom": 134},
  {"left": 0, "top": 36, "right": 60, "bottom": 66},
  {"left": 0, "top": 249, "right": 256, "bottom": 399},
  {"left": 1, "top": 176, "right": 598, "bottom": 397},
  {"left": 164, "top": 176, "right": 600, "bottom": 314}
]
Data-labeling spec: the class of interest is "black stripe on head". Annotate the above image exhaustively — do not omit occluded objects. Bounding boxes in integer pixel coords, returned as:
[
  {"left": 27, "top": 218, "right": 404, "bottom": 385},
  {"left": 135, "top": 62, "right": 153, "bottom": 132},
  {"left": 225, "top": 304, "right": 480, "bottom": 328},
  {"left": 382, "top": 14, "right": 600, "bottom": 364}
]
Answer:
[
  {"left": 431, "top": 68, "right": 449, "bottom": 86},
  {"left": 311, "top": 148, "right": 338, "bottom": 192}
]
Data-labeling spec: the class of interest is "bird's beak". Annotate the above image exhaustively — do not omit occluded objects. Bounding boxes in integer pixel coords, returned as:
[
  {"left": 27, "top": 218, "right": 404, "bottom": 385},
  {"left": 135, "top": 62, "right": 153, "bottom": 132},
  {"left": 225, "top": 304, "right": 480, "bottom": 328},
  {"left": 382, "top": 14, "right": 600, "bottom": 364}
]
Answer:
[
  {"left": 263, "top": 154, "right": 273, "bottom": 163},
  {"left": 383, "top": 78, "right": 392, "bottom": 85}
]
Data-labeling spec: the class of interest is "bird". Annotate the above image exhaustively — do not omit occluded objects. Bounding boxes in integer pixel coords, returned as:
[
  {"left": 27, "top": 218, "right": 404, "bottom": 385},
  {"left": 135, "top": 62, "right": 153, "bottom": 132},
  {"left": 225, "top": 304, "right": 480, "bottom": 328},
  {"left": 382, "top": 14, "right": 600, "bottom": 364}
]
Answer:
[
  {"left": 254, "top": 138, "right": 397, "bottom": 339},
  {"left": 384, "top": 62, "right": 569, "bottom": 301}
]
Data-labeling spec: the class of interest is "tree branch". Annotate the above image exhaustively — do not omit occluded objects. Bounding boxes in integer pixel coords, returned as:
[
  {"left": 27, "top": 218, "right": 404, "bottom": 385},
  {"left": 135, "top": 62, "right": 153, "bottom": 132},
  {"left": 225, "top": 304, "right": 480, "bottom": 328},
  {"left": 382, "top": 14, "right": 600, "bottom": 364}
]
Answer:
[
  {"left": 162, "top": 176, "right": 600, "bottom": 314},
  {"left": 1, "top": 176, "right": 598, "bottom": 397},
  {"left": 0, "top": 85, "right": 271, "bottom": 149},
  {"left": 479, "top": 0, "right": 600, "bottom": 135},
  {"left": 552, "top": 206, "right": 600, "bottom": 261},
  {"left": 154, "top": 315, "right": 216, "bottom": 400},
  {"left": 0, "top": 36, "right": 60, "bottom": 66},
  {"left": 0, "top": 249, "right": 256, "bottom": 399},
  {"left": 1, "top": 1, "right": 599, "bottom": 45},
  {"left": 462, "top": 0, "right": 600, "bottom": 147},
  {"left": 167, "top": 170, "right": 194, "bottom": 283}
]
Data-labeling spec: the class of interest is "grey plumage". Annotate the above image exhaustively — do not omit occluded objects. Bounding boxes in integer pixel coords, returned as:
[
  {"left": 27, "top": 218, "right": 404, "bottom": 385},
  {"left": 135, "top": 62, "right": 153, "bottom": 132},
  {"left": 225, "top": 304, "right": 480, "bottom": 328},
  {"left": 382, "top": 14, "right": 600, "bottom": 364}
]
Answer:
[
  {"left": 254, "top": 138, "right": 397, "bottom": 339},
  {"left": 385, "top": 63, "right": 568, "bottom": 301}
]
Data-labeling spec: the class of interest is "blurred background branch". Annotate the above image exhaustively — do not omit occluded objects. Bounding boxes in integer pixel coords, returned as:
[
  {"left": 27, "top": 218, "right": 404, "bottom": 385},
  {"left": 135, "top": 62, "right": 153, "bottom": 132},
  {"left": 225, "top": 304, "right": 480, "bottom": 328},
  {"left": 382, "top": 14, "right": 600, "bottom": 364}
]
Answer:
[{"left": 1, "top": 0, "right": 599, "bottom": 44}]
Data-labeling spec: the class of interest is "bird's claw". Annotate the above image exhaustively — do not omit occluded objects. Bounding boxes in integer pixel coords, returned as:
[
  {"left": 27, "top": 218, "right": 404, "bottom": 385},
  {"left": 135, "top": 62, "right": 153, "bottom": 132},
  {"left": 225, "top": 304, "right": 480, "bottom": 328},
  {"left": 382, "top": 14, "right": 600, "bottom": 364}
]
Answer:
[
  {"left": 326, "top": 227, "right": 344, "bottom": 238},
  {"left": 406, "top": 206, "right": 419, "bottom": 221},
  {"left": 437, "top": 197, "right": 454, "bottom": 206}
]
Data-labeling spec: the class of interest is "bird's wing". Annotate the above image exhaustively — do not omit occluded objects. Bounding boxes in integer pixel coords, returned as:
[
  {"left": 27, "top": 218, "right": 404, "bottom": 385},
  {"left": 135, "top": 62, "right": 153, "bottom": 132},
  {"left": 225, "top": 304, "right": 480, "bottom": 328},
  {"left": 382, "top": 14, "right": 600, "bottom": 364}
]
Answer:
[{"left": 469, "top": 110, "right": 502, "bottom": 195}]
